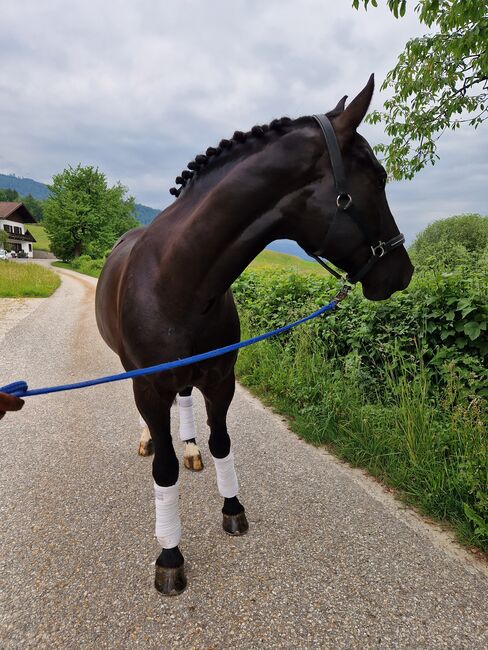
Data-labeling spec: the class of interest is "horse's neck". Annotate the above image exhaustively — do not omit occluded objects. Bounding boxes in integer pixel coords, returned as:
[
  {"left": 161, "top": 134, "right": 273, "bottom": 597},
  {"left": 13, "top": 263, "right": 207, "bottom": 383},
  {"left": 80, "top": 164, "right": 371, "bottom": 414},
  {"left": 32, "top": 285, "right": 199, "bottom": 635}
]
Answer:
[{"left": 152, "top": 131, "right": 313, "bottom": 305}]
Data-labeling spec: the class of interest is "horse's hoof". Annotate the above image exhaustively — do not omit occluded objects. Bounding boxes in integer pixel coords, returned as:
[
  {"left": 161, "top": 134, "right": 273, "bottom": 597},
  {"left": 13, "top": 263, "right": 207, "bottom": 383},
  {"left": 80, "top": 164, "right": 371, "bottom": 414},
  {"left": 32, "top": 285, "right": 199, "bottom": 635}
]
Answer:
[
  {"left": 154, "top": 564, "right": 187, "bottom": 596},
  {"left": 138, "top": 439, "right": 154, "bottom": 457},
  {"left": 183, "top": 444, "right": 204, "bottom": 471},
  {"left": 223, "top": 511, "right": 249, "bottom": 536}
]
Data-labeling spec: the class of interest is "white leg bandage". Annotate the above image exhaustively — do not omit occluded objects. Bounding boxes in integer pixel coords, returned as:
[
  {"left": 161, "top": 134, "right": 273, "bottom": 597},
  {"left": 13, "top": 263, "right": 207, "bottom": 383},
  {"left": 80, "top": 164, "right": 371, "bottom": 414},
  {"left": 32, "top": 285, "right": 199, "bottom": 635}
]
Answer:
[
  {"left": 212, "top": 451, "right": 239, "bottom": 498},
  {"left": 154, "top": 482, "right": 181, "bottom": 548},
  {"left": 177, "top": 395, "right": 196, "bottom": 441}
]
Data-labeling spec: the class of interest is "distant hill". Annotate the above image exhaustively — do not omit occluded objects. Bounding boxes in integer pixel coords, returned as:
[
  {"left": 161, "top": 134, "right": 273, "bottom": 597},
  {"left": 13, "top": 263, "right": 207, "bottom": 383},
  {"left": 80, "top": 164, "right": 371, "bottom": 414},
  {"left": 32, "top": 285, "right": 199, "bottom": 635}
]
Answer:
[
  {"left": 266, "top": 239, "right": 309, "bottom": 260},
  {"left": 0, "top": 173, "right": 50, "bottom": 199},
  {"left": 0, "top": 173, "right": 160, "bottom": 225}
]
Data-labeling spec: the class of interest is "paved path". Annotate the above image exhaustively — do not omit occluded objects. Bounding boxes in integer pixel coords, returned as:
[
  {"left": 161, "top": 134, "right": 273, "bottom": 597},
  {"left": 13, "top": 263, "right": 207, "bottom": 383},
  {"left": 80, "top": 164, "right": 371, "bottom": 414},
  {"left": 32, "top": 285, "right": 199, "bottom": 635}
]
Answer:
[{"left": 1, "top": 269, "right": 487, "bottom": 649}]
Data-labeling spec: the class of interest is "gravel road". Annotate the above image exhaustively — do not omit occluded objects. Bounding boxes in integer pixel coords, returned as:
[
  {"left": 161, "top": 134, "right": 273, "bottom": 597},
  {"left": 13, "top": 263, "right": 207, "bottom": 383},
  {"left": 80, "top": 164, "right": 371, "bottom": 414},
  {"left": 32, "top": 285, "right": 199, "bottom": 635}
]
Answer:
[{"left": 1, "top": 267, "right": 487, "bottom": 649}]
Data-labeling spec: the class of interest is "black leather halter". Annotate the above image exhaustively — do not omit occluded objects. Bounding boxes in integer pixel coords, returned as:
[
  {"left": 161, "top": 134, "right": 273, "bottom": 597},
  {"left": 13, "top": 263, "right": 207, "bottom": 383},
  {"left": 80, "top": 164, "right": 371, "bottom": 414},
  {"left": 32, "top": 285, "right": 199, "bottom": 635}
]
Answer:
[{"left": 307, "top": 114, "right": 405, "bottom": 285}]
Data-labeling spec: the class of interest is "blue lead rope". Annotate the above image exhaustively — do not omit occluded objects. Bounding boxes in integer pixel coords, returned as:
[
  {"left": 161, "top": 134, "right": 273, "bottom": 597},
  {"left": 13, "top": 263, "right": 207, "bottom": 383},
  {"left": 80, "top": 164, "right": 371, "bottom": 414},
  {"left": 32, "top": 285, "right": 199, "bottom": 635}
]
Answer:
[{"left": 0, "top": 300, "right": 338, "bottom": 399}]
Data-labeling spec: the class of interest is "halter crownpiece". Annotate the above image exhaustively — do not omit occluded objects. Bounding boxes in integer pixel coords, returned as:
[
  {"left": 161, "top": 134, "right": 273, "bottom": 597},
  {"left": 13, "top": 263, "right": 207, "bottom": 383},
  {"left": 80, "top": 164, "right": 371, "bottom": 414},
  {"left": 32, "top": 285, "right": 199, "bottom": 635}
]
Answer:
[{"left": 307, "top": 114, "right": 405, "bottom": 285}]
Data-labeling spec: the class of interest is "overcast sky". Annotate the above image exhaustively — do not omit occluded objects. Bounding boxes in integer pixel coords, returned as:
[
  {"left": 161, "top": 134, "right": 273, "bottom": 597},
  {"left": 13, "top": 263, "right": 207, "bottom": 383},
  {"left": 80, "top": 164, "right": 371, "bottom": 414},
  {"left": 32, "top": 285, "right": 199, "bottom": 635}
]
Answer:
[{"left": 1, "top": 0, "right": 486, "bottom": 244}]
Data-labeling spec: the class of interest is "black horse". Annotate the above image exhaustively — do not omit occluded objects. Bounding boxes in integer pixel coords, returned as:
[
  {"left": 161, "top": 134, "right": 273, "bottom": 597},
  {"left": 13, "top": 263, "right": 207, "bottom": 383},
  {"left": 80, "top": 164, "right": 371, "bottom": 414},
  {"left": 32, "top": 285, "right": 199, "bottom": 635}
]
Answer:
[{"left": 95, "top": 75, "right": 413, "bottom": 595}]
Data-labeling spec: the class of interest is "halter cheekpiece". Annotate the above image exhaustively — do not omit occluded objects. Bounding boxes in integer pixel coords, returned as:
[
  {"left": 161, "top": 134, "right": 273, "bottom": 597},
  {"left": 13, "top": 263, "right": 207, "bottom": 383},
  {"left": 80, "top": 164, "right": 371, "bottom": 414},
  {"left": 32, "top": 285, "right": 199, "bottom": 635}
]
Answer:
[{"left": 307, "top": 114, "right": 405, "bottom": 284}]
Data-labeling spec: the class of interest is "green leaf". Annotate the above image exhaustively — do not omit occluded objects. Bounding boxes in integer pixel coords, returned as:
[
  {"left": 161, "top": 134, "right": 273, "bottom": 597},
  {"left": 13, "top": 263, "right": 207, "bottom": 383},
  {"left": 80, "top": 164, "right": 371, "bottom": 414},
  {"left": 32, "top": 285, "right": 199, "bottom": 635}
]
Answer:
[
  {"left": 464, "top": 321, "right": 481, "bottom": 341},
  {"left": 463, "top": 503, "right": 488, "bottom": 536}
]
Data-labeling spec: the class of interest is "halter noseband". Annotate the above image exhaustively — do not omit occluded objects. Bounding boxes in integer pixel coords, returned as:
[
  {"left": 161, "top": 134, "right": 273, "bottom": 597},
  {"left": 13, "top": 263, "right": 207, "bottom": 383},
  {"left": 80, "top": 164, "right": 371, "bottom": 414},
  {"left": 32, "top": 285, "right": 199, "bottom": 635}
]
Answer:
[{"left": 306, "top": 114, "right": 405, "bottom": 285}]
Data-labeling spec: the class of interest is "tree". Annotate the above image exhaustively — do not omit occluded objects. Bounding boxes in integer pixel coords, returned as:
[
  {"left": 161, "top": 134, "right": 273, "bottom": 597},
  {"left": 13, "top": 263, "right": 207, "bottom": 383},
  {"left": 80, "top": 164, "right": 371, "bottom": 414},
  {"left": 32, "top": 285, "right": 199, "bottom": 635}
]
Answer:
[
  {"left": 43, "top": 165, "right": 139, "bottom": 261},
  {"left": 21, "top": 194, "right": 44, "bottom": 222},
  {"left": 0, "top": 188, "right": 20, "bottom": 202},
  {"left": 353, "top": 0, "right": 488, "bottom": 179},
  {"left": 409, "top": 213, "right": 488, "bottom": 271}
]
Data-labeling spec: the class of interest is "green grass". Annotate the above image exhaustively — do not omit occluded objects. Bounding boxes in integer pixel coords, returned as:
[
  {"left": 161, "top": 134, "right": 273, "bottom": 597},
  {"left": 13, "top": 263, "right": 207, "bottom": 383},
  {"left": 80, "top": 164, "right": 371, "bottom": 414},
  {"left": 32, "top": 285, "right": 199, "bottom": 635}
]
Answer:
[
  {"left": 249, "top": 249, "right": 323, "bottom": 274},
  {"left": 28, "top": 224, "right": 50, "bottom": 251},
  {"left": 0, "top": 261, "right": 60, "bottom": 297},
  {"left": 235, "top": 318, "right": 488, "bottom": 554},
  {"left": 52, "top": 260, "right": 102, "bottom": 278}
]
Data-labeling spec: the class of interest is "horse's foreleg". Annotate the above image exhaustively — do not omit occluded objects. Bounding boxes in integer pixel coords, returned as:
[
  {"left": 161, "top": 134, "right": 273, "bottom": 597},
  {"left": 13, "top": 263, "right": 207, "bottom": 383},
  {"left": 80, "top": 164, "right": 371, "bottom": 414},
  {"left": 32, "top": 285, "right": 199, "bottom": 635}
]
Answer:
[
  {"left": 133, "top": 379, "right": 187, "bottom": 596},
  {"left": 178, "top": 387, "right": 204, "bottom": 472},
  {"left": 202, "top": 373, "right": 248, "bottom": 536}
]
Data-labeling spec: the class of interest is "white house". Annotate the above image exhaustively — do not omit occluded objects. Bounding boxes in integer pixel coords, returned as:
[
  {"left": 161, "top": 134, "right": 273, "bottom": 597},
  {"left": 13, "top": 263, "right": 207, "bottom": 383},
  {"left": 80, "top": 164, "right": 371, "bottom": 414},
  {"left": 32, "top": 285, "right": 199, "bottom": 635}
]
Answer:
[{"left": 0, "top": 202, "right": 37, "bottom": 258}]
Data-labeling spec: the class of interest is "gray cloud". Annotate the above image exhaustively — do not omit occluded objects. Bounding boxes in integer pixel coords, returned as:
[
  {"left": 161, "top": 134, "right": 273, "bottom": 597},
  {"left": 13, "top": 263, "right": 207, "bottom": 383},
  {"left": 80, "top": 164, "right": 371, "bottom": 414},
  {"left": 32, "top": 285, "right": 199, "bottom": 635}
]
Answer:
[{"left": 1, "top": 0, "right": 485, "bottom": 239}]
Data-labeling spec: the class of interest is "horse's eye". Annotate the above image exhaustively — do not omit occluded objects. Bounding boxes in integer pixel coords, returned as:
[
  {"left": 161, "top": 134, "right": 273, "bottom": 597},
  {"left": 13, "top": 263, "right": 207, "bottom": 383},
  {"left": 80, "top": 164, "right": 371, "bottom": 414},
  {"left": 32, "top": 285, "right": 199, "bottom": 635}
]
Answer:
[{"left": 379, "top": 175, "right": 387, "bottom": 189}]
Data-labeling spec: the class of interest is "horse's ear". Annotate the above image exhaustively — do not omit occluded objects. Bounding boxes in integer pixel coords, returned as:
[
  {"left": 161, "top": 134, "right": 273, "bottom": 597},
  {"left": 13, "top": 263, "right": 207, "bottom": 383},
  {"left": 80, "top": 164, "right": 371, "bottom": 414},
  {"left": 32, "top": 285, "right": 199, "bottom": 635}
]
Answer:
[
  {"left": 335, "top": 74, "right": 374, "bottom": 135},
  {"left": 330, "top": 95, "right": 348, "bottom": 114}
]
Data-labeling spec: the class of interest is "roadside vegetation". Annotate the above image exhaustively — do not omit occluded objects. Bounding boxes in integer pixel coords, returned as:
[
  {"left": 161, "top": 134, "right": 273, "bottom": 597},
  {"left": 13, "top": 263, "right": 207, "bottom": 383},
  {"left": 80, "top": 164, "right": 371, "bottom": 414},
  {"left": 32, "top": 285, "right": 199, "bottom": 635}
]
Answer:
[
  {"left": 53, "top": 256, "right": 104, "bottom": 278},
  {"left": 233, "top": 214, "right": 488, "bottom": 553},
  {"left": 0, "top": 261, "right": 60, "bottom": 297}
]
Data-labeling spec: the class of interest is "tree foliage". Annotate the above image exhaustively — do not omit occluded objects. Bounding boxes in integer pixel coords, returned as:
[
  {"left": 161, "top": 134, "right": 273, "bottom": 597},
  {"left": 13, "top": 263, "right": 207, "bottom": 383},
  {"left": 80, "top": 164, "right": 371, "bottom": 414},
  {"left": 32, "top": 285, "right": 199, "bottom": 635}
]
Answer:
[
  {"left": 353, "top": 0, "right": 488, "bottom": 179},
  {"left": 409, "top": 213, "right": 488, "bottom": 272},
  {"left": 0, "top": 188, "right": 21, "bottom": 202},
  {"left": 21, "top": 194, "right": 44, "bottom": 221},
  {"left": 43, "top": 165, "right": 138, "bottom": 261}
]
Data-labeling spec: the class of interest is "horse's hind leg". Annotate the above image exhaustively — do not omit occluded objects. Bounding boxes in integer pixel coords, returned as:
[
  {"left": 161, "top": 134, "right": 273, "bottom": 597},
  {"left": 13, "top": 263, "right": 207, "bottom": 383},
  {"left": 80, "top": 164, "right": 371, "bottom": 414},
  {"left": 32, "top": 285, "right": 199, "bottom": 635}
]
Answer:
[
  {"left": 202, "top": 372, "right": 248, "bottom": 536},
  {"left": 178, "top": 387, "right": 204, "bottom": 472},
  {"left": 133, "top": 379, "right": 187, "bottom": 596}
]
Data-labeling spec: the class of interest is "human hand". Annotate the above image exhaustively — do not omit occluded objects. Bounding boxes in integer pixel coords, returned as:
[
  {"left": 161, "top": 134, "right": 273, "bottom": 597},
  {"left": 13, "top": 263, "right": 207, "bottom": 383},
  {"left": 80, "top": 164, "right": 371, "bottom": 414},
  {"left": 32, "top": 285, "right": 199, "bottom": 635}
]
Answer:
[{"left": 0, "top": 392, "right": 25, "bottom": 420}]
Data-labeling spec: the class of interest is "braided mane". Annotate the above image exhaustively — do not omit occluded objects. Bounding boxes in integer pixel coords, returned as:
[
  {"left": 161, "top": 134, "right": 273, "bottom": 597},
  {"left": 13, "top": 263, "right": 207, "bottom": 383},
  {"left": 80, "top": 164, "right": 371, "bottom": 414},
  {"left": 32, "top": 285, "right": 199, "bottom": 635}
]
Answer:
[{"left": 169, "top": 116, "right": 295, "bottom": 198}]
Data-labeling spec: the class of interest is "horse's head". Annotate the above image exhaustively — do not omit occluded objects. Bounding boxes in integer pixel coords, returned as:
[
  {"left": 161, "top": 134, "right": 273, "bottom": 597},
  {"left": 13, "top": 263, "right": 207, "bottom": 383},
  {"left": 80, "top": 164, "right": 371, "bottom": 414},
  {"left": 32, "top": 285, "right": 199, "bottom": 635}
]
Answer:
[{"left": 286, "top": 75, "right": 413, "bottom": 300}]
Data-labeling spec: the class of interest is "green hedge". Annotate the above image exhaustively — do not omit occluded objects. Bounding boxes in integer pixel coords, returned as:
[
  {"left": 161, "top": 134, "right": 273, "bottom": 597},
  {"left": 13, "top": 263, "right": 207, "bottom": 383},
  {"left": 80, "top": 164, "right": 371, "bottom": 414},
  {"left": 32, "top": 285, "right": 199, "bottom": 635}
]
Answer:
[{"left": 233, "top": 268, "right": 487, "bottom": 398}]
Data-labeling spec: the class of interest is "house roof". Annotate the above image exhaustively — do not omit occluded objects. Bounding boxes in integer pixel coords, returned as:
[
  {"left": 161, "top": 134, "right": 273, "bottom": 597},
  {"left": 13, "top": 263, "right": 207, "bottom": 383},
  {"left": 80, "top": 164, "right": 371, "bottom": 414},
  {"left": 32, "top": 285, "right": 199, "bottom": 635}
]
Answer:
[{"left": 0, "top": 202, "right": 37, "bottom": 224}]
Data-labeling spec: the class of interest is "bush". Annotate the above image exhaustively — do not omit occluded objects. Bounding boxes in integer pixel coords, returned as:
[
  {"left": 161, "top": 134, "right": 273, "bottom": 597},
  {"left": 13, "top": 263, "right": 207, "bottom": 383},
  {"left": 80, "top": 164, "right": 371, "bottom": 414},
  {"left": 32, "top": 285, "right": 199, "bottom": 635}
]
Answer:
[
  {"left": 233, "top": 267, "right": 487, "bottom": 398},
  {"left": 409, "top": 213, "right": 488, "bottom": 273}
]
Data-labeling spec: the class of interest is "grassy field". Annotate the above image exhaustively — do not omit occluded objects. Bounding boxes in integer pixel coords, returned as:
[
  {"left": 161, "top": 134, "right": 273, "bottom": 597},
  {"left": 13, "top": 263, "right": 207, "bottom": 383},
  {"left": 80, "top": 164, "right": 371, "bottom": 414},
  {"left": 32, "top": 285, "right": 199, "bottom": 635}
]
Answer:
[
  {"left": 0, "top": 261, "right": 60, "bottom": 297},
  {"left": 249, "top": 249, "right": 323, "bottom": 274},
  {"left": 28, "top": 224, "right": 50, "bottom": 251}
]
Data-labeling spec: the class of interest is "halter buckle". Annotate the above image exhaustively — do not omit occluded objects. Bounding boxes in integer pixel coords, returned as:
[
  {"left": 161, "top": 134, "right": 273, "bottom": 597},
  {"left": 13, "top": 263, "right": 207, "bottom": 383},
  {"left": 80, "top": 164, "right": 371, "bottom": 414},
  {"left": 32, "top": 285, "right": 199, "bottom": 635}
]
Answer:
[
  {"left": 336, "top": 193, "right": 352, "bottom": 210},
  {"left": 371, "top": 242, "right": 386, "bottom": 258}
]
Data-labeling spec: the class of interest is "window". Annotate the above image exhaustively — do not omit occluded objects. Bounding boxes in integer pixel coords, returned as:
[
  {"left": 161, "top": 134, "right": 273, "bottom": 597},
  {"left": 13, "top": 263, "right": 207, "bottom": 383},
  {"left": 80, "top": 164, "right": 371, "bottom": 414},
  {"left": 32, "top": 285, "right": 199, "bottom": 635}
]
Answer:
[
  {"left": 28, "top": 244, "right": 32, "bottom": 252},
  {"left": 14, "top": 226, "right": 22, "bottom": 234}
]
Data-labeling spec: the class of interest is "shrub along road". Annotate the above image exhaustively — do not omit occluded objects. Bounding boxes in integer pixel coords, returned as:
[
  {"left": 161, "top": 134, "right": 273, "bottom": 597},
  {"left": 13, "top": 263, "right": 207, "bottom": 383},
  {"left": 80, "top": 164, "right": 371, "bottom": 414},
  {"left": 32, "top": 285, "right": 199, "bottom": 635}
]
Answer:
[{"left": 1, "top": 267, "right": 487, "bottom": 648}]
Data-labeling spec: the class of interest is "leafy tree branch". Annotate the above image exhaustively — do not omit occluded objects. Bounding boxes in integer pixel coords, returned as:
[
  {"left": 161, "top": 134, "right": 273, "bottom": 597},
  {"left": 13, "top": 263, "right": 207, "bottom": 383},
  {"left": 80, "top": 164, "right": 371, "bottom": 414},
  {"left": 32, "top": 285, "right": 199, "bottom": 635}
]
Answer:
[{"left": 353, "top": 0, "right": 488, "bottom": 179}]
